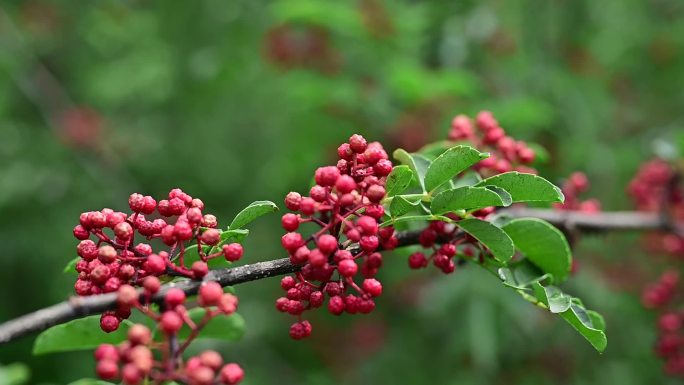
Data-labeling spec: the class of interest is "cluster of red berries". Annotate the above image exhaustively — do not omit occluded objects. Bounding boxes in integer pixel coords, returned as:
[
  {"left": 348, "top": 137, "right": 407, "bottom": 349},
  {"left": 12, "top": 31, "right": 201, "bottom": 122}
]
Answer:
[
  {"left": 448, "top": 111, "right": 537, "bottom": 177},
  {"left": 407, "top": 221, "right": 477, "bottom": 274},
  {"left": 628, "top": 159, "right": 684, "bottom": 256},
  {"left": 553, "top": 172, "right": 601, "bottom": 213},
  {"left": 95, "top": 279, "right": 242, "bottom": 385},
  {"left": 73, "top": 188, "right": 244, "bottom": 332},
  {"left": 276, "top": 134, "right": 398, "bottom": 339},
  {"left": 639, "top": 270, "right": 684, "bottom": 376},
  {"left": 264, "top": 24, "right": 340, "bottom": 74}
]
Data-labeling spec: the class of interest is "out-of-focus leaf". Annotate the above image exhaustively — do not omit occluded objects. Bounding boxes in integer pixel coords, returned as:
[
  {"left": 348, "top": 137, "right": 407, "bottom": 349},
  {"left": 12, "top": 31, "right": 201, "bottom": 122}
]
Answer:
[{"left": 33, "top": 316, "right": 133, "bottom": 355}]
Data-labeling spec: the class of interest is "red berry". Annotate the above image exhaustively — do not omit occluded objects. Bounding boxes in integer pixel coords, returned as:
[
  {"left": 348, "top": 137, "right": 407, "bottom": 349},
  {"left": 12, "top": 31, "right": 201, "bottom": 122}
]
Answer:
[
  {"left": 199, "top": 350, "right": 223, "bottom": 371},
  {"left": 144, "top": 254, "right": 167, "bottom": 274},
  {"left": 192, "top": 261, "right": 209, "bottom": 278},
  {"left": 96, "top": 359, "right": 119, "bottom": 380},
  {"left": 285, "top": 192, "right": 302, "bottom": 211},
  {"left": 315, "top": 166, "right": 341, "bottom": 187},
  {"left": 128, "top": 193, "right": 146, "bottom": 212},
  {"left": 365, "top": 204, "right": 384, "bottom": 218},
  {"left": 359, "top": 235, "right": 379, "bottom": 252},
  {"left": 362, "top": 278, "right": 382, "bottom": 297},
  {"left": 121, "top": 363, "right": 143, "bottom": 385},
  {"left": 281, "top": 276, "right": 296, "bottom": 290},
  {"left": 218, "top": 293, "right": 239, "bottom": 314},
  {"left": 73, "top": 225, "right": 89, "bottom": 240},
  {"left": 373, "top": 159, "right": 393, "bottom": 176},
  {"left": 78, "top": 240, "right": 99, "bottom": 260},
  {"left": 98, "top": 245, "right": 118, "bottom": 264},
  {"left": 335, "top": 175, "right": 356, "bottom": 193},
  {"left": 328, "top": 295, "right": 345, "bottom": 315},
  {"left": 165, "top": 288, "right": 186, "bottom": 307},
  {"left": 94, "top": 344, "right": 119, "bottom": 361},
  {"left": 200, "top": 229, "right": 220, "bottom": 245},
  {"left": 309, "top": 291, "right": 324, "bottom": 307},
  {"left": 142, "top": 276, "right": 160, "bottom": 294},
  {"left": 159, "top": 311, "right": 183, "bottom": 334},
  {"left": 338, "top": 259, "right": 358, "bottom": 277},
  {"left": 349, "top": 134, "right": 368, "bottom": 153},
  {"left": 199, "top": 281, "right": 223, "bottom": 306},
  {"left": 223, "top": 243, "right": 244, "bottom": 262},
  {"left": 100, "top": 314, "right": 121, "bottom": 333},
  {"left": 357, "top": 216, "right": 378, "bottom": 235},
  {"left": 117, "top": 285, "right": 138, "bottom": 307},
  {"left": 310, "top": 185, "right": 328, "bottom": 202},
  {"left": 408, "top": 252, "right": 427, "bottom": 269},
  {"left": 220, "top": 363, "right": 244, "bottom": 385},
  {"left": 366, "top": 185, "right": 386, "bottom": 203},
  {"left": 127, "top": 324, "right": 151, "bottom": 345},
  {"left": 289, "top": 320, "right": 312, "bottom": 340},
  {"left": 281, "top": 232, "right": 304, "bottom": 252},
  {"left": 308, "top": 249, "right": 327, "bottom": 267},
  {"left": 317, "top": 234, "right": 338, "bottom": 255},
  {"left": 281, "top": 213, "right": 300, "bottom": 232},
  {"left": 337, "top": 143, "right": 354, "bottom": 160}
]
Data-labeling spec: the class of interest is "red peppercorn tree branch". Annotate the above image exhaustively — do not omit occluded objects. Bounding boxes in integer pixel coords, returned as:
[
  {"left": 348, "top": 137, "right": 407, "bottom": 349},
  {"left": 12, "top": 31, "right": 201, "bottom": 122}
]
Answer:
[{"left": 2, "top": 111, "right": 683, "bottom": 384}]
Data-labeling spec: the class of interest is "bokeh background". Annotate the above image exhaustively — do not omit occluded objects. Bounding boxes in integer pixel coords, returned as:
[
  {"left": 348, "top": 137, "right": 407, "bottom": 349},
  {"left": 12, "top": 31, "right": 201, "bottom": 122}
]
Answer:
[{"left": 1, "top": 0, "right": 684, "bottom": 384}]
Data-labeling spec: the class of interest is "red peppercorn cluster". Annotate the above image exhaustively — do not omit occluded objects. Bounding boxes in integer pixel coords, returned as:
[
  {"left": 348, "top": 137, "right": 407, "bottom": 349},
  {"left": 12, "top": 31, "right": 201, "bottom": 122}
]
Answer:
[
  {"left": 95, "top": 279, "right": 243, "bottom": 385},
  {"left": 276, "top": 134, "right": 398, "bottom": 339},
  {"left": 553, "top": 172, "right": 601, "bottom": 213},
  {"left": 73, "top": 188, "right": 244, "bottom": 332},
  {"left": 448, "top": 111, "right": 537, "bottom": 176},
  {"left": 407, "top": 221, "right": 479, "bottom": 274},
  {"left": 638, "top": 270, "right": 684, "bottom": 376},
  {"left": 628, "top": 159, "right": 684, "bottom": 256}
]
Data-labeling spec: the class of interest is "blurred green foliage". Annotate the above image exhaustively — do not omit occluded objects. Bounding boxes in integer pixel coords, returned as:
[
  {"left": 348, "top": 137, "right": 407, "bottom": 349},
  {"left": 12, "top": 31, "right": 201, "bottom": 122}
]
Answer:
[{"left": 1, "top": 0, "right": 683, "bottom": 384}]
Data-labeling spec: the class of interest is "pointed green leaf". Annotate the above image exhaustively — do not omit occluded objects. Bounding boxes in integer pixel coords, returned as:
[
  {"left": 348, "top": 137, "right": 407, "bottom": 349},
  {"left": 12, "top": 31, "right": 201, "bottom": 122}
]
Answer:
[
  {"left": 389, "top": 195, "right": 421, "bottom": 217},
  {"left": 484, "top": 186, "right": 512, "bottom": 206},
  {"left": 385, "top": 165, "right": 414, "bottom": 197},
  {"left": 475, "top": 172, "right": 564, "bottom": 203},
  {"left": 229, "top": 200, "right": 278, "bottom": 230},
  {"left": 497, "top": 259, "right": 547, "bottom": 289},
  {"left": 424, "top": 145, "right": 489, "bottom": 192},
  {"left": 532, "top": 283, "right": 572, "bottom": 314},
  {"left": 392, "top": 149, "right": 431, "bottom": 191},
  {"left": 63, "top": 257, "right": 80, "bottom": 274},
  {"left": 431, "top": 186, "right": 508, "bottom": 214},
  {"left": 456, "top": 218, "right": 515, "bottom": 262},
  {"left": 503, "top": 218, "right": 572, "bottom": 283},
  {"left": 33, "top": 316, "right": 133, "bottom": 355},
  {"left": 560, "top": 304, "right": 608, "bottom": 353}
]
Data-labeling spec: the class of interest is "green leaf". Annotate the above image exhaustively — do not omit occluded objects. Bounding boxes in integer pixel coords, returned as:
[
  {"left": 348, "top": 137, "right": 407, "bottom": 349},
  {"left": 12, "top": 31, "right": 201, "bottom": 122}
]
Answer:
[
  {"left": 384, "top": 165, "right": 414, "bottom": 197},
  {"left": 176, "top": 308, "right": 245, "bottom": 342},
  {"left": 380, "top": 214, "right": 452, "bottom": 228},
  {"left": 532, "top": 283, "right": 572, "bottom": 313},
  {"left": 456, "top": 218, "right": 515, "bottom": 262},
  {"left": 33, "top": 316, "right": 133, "bottom": 355},
  {"left": 431, "top": 186, "right": 508, "bottom": 214},
  {"left": 392, "top": 149, "right": 431, "bottom": 192},
  {"left": 503, "top": 218, "right": 572, "bottom": 283},
  {"left": 424, "top": 145, "right": 489, "bottom": 192},
  {"left": 0, "top": 363, "right": 30, "bottom": 385},
  {"left": 560, "top": 304, "right": 608, "bottom": 353},
  {"left": 475, "top": 172, "right": 564, "bottom": 203},
  {"left": 497, "top": 259, "right": 547, "bottom": 289},
  {"left": 389, "top": 195, "right": 421, "bottom": 217},
  {"left": 67, "top": 380, "right": 117, "bottom": 385},
  {"left": 229, "top": 200, "right": 278, "bottom": 230},
  {"left": 63, "top": 257, "right": 80, "bottom": 274},
  {"left": 484, "top": 186, "right": 512, "bottom": 206}
]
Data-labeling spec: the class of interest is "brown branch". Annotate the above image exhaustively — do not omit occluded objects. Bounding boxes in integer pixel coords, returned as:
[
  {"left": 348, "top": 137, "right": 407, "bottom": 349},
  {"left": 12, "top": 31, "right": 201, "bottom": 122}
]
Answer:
[{"left": 0, "top": 208, "right": 681, "bottom": 345}]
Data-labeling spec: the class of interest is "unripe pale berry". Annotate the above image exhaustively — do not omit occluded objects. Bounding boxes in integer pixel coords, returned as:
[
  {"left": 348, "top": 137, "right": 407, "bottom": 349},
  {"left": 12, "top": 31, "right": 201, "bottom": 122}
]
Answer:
[
  {"left": 98, "top": 245, "right": 118, "bottom": 263},
  {"left": 223, "top": 243, "right": 244, "bottom": 262},
  {"left": 199, "top": 350, "right": 223, "bottom": 370},
  {"left": 114, "top": 222, "right": 133, "bottom": 240},
  {"left": 201, "top": 214, "right": 218, "bottom": 228},
  {"left": 121, "top": 363, "right": 143, "bottom": 385},
  {"left": 218, "top": 293, "right": 238, "bottom": 314}
]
